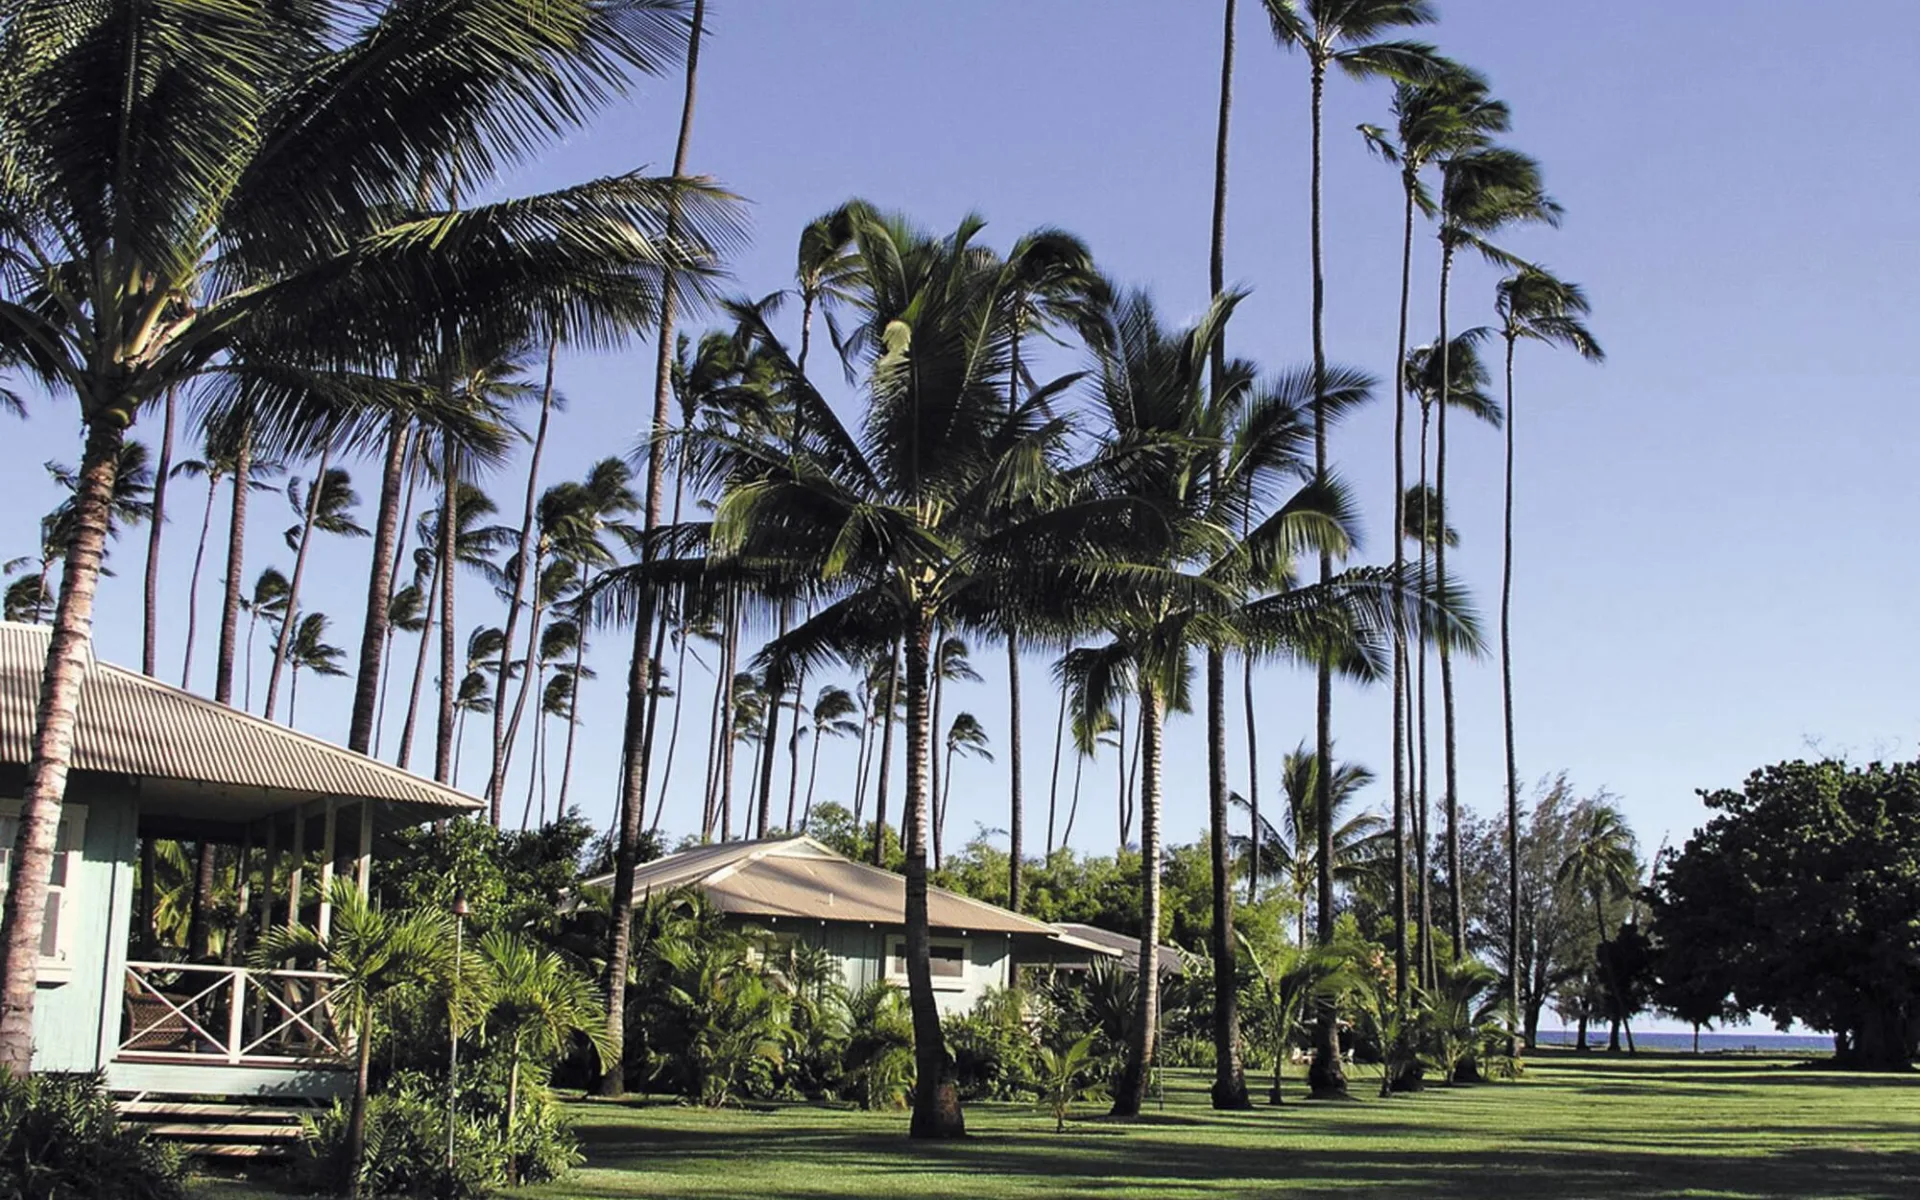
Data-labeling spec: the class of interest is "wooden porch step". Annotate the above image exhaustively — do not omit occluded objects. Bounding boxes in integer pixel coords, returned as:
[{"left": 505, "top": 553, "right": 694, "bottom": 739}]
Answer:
[
  {"left": 165, "top": 1142, "right": 283, "bottom": 1160},
  {"left": 120, "top": 1100, "right": 309, "bottom": 1120},
  {"left": 141, "top": 1123, "right": 304, "bottom": 1140}
]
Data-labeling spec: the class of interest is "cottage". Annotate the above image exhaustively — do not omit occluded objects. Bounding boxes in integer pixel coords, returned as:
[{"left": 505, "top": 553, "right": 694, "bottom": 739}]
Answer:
[
  {"left": 583, "top": 836, "right": 1117, "bottom": 1015},
  {"left": 0, "top": 622, "right": 483, "bottom": 1100}
]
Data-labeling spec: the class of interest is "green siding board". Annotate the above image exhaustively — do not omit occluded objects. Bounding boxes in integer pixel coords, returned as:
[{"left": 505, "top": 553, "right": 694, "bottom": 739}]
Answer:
[{"left": 30, "top": 779, "right": 137, "bottom": 1073}]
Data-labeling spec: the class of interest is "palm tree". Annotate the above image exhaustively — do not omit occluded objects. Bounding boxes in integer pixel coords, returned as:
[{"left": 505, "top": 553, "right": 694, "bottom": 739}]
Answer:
[
  {"left": 1233, "top": 746, "right": 1387, "bottom": 946},
  {"left": 396, "top": 485, "right": 513, "bottom": 774},
  {"left": 936, "top": 713, "right": 993, "bottom": 867},
  {"left": 928, "top": 635, "right": 982, "bottom": 867},
  {"left": 1360, "top": 58, "right": 1509, "bottom": 992},
  {"left": 1435, "top": 144, "right": 1560, "bottom": 1035},
  {"left": 1263, "top": 0, "right": 1439, "bottom": 1100},
  {"left": 475, "top": 931, "right": 612, "bottom": 1179},
  {"left": 1497, "top": 263, "right": 1602, "bottom": 1037},
  {"left": 141, "top": 389, "right": 179, "bottom": 677},
  {"left": 1241, "top": 938, "right": 1350, "bottom": 1104},
  {"left": 0, "top": 0, "right": 737, "bottom": 1072},
  {"left": 257, "top": 880, "right": 454, "bottom": 1200},
  {"left": 285, "top": 612, "right": 348, "bottom": 726},
  {"left": 1557, "top": 804, "right": 1638, "bottom": 1052},
  {"left": 242, "top": 568, "right": 291, "bottom": 713},
  {"left": 452, "top": 625, "right": 508, "bottom": 787},
  {"left": 800, "top": 685, "right": 859, "bottom": 832},
  {"left": 266, "top": 465, "right": 369, "bottom": 721},
  {"left": 374, "top": 583, "right": 426, "bottom": 756},
  {"left": 173, "top": 425, "right": 283, "bottom": 691}
]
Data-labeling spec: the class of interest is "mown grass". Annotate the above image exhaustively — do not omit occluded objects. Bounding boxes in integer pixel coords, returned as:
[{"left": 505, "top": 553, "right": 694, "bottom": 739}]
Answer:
[{"left": 195, "top": 1051, "right": 1920, "bottom": 1199}]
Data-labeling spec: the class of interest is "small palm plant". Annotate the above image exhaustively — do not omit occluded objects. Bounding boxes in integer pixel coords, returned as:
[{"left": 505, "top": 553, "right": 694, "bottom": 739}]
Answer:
[
  {"left": 475, "top": 932, "right": 610, "bottom": 1182},
  {"left": 1036, "top": 1035, "right": 1101, "bottom": 1133},
  {"left": 1240, "top": 936, "right": 1351, "bottom": 1105},
  {"left": 1421, "top": 955, "right": 1502, "bottom": 1084},
  {"left": 255, "top": 879, "right": 453, "bottom": 1200}
]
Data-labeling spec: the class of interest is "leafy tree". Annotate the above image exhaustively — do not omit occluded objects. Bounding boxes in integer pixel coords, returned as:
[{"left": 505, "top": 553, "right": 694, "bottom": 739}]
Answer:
[
  {"left": 1557, "top": 803, "right": 1641, "bottom": 1051},
  {"left": 1650, "top": 758, "right": 1920, "bottom": 1070}
]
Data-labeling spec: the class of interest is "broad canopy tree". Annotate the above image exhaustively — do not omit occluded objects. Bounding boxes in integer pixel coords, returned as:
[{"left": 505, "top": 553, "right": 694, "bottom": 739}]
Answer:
[
  {"left": 1650, "top": 758, "right": 1920, "bottom": 1070},
  {"left": 0, "top": 0, "right": 739, "bottom": 1075}
]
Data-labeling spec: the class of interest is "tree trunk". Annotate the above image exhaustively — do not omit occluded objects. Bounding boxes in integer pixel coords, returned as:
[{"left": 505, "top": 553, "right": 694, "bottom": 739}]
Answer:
[
  {"left": 559, "top": 564, "right": 588, "bottom": 817},
  {"left": 498, "top": 554, "right": 548, "bottom": 795},
  {"left": 434, "top": 464, "right": 458, "bottom": 784},
  {"left": 180, "top": 472, "right": 219, "bottom": 689},
  {"left": 1500, "top": 330, "right": 1523, "bottom": 1007},
  {"left": 1062, "top": 746, "right": 1084, "bottom": 849},
  {"left": 1111, "top": 681, "right": 1164, "bottom": 1117},
  {"left": 928, "top": 633, "right": 946, "bottom": 866},
  {"left": 1243, "top": 654, "right": 1260, "bottom": 903},
  {"left": 1208, "top": 648, "right": 1249, "bottom": 1110},
  {"left": 1116, "top": 692, "right": 1130, "bottom": 850},
  {"left": 1052, "top": 679, "right": 1067, "bottom": 856},
  {"left": 1306, "top": 56, "right": 1345, "bottom": 1101},
  {"left": 756, "top": 602, "right": 791, "bottom": 837},
  {"left": 1007, "top": 636, "right": 1024, "bottom": 911},
  {"left": 266, "top": 443, "right": 334, "bottom": 722},
  {"left": 1391, "top": 170, "right": 1416, "bottom": 994},
  {"left": 491, "top": 340, "right": 558, "bottom": 817},
  {"left": 346, "top": 1008, "right": 373, "bottom": 1200},
  {"left": 903, "top": 605, "right": 964, "bottom": 1138},
  {"left": 0, "top": 416, "right": 125, "bottom": 1075},
  {"left": 871, "top": 642, "right": 900, "bottom": 865},
  {"left": 394, "top": 543, "right": 440, "bottom": 772},
  {"left": 602, "top": 0, "right": 704, "bottom": 1095},
  {"left": 142, "top": 388, "right": 176, "bottom": 677},
  {"left": 214, "top": 419, "right": 252, "bottom": 706},
  {"left": 718, "top": 603, "right": 739, "bottom": 840},
  {"left": 349, "top": 425, "right": 409, "bottom": 754},
  {"left": 374, "top": 437, "right": 419, "bottom": 757},
  {"left": 648, "top": 596, "right": 688, "bottom": 833},
  {"left": 802, "top": 696, "right": 826, "bottom": 831}
]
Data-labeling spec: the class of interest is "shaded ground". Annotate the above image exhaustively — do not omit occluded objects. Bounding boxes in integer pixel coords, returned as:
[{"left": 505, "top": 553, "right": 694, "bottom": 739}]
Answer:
[{"left": 196, "top": 1052, "right": 1920, "bottom": 1199}]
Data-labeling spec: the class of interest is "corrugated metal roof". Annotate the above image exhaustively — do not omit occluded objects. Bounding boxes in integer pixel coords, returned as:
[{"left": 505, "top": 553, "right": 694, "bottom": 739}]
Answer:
[
  {"left": 584, "top": 837, "right": 1102, "bottom": 943},
  {"left": 0, "top": 622, "right": 482, "bottom": 815}
]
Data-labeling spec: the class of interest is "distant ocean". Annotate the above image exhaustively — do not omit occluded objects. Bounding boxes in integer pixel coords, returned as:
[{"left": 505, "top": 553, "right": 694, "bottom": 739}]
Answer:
[{"left": 1536, "top": 1029, "right": 1832, "bottom": 1054}]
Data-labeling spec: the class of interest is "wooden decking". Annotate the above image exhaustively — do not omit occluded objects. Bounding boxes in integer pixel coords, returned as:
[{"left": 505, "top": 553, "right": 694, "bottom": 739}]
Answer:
[{"left": 117, "top": 1097, "right": 315, "bottom": 1160}]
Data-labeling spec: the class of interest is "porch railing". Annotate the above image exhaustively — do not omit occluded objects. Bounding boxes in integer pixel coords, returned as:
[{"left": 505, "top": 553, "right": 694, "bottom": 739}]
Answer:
[{"left": 118, "top": 961, "right": 348, "bottom": 1067}]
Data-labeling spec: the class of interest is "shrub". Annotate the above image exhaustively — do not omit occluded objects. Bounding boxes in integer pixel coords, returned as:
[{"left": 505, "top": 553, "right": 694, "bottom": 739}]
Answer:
[
  {"left": 944, "top": 989, "right": 1039, "bottom": 1100},
  {"left": 843, "top": 982, "right": 915, "bottom": 1109},
  {"left": 0, "top": 1072, "right": 183, "bottom": 1200}
]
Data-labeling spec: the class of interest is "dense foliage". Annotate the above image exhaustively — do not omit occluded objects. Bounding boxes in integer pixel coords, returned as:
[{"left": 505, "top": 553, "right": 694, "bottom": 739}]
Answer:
[
  {"left": 0, "top": 1072, "right": 183, "bottom": 1200},
  {"left": 1650, "top": 759, "right": 1920, "bottom": 1069}
]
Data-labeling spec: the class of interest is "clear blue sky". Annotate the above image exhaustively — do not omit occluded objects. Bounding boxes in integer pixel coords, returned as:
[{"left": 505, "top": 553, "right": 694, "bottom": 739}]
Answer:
[{"left": 8, "top": 1, "right": 1918, "bottom": 893}]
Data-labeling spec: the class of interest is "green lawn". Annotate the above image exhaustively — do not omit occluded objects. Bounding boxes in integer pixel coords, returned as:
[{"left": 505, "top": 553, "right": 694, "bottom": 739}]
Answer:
[{"left": 196, "top": 1052, "right": 1920, "bottom": 1199}]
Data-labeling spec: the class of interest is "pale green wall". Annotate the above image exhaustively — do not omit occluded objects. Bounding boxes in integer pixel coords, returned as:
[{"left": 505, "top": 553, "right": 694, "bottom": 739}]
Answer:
[
  {"left": 754, "top": 918, "right": 1033, "bottom": 1018},
  {"left": 30, "top": 775, "right": 136, "bottom": 1073}
]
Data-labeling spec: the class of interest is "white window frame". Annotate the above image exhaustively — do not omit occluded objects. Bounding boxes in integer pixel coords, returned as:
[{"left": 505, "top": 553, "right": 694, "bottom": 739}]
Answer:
[
  {"left": 0, "top": 800, "right": 87, "bottom": 981},
  {"left": 885, "top": 934, "right": 968, "bottom": 990}
]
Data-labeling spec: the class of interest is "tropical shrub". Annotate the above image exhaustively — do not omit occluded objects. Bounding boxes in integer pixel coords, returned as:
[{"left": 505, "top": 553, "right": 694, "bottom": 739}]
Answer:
[
  {"left": 0, "top": 1072, "right": 183, "bottom": 1200},
  {"left": 944, "top": 989, "right": 1040, "bottom": 1100},
  {"left": 1036, "top": 1035, "right": 1102, "bottom": 1133},
  {"left": 301, "top": 1081, "right": 498, "bottom": 1200},
  {"left": 843, "top": 982, "right": 916, "bottom": 1110},
  {"left": 658, "top": 938, "right": 790, "bottom": 1106}
]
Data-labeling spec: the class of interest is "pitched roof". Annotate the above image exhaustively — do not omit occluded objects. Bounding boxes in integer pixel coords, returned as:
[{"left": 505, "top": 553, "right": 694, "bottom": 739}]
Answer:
[
  {"left": 0, "top": 622, "right": 482, "bottom": 827},
  {"left": 585, "top": 837, "right": 1109, "bottom": 946},
  {"left": 1053, "top": 921, "right": 1188, "bottom": 977}
]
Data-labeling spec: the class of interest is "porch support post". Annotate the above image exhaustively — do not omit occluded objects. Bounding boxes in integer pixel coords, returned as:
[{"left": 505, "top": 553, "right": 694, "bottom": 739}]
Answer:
[
  {"left": 287, "top": 808, "right": 305, "bottom": 933},
  {"left": 356, "top": 801, "right": 374, "bottom": 898},
  {"left": 318, "top": 797, "right": 338, "bottom": 939},
  {"left": 260, "top": 818, "right": 279, "bottom": 947},
  {"left": 230, "top": 825, "right": 253, "bottom": 963}
]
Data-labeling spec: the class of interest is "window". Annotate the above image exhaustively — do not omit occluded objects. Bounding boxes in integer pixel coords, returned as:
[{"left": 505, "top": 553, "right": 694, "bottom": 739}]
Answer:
[
  {"left": 0, "top": 801, "right": 86, "bottom": 977},
  {"left": 887, "top": 936, "right": 966, "bottom": 983}
]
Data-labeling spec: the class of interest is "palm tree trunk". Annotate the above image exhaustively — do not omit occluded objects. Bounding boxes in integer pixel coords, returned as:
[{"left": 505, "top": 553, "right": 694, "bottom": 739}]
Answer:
[
  {"left": 701, "top": 619, "right": 725, "bottom": 840},
  {"left": 756, "top": 604, "right": 791, "bottom": 837},
  {"left": 1111, "top": 681, "right": 1164, "bottom": 1118},
  {"left": 492, "top": 340, "right": 558, "bottom": 815},
  {"left": 1063, "top": 748, "right": 1085, "bottom": 849},
  {"left": 1116, "top": 692, "right": 1130, "bottom": 851},
  {"left": 266, "top": 443, "right": 334, "bottom": 722},
  {"left": 650, "top": 605, "right": 693, "bottom": 834},
  {"left": 289, "top": 664, "right": 301, "bottom": 726},
  {"left": 718, "top": 600, "right": 739, "bottom": 841},
  {"left": 903, "top": 605, "right": 964, "bottom": 1138},
  {"left": 395, "top": 543, "right": 440, "bottom": 772},
  {"left": 928, "top": 632, "right": 946, "bottom": 861},
  {"left": 244, "top": 610, "right": 258, "bottom": 713},
  {"left": 602, "top": 0, "right": 705, "bottom": 1098},
  {"left": 498, "top": 559, "right": 548, "bottom": 789},
  {"left": 1390, "top": 167, "right": 1418, "bottom": 1002},
  {"left": 1205, "top": 0, "right": 1249, "bottom": 1113},
  {"left": 214, "top": 419, "right": 253, "bottom": 706},
  {"left": 180, "top": 473, "right": 219, "bottom": 689},
  {"left": 1306, "top": 54, "right": 1345, "bottom": 1102},
  {"left": 434, "top": 467, "right": 458, "bottom": 785},
  {"left": 1046, "top": 679, "right": 1066, "bottom": 857},
  {"left": 349, "top": 425, "right": 410, "bottom": 754},
  {"left": 346, "top": 1009, "right": 374, "bottom": 1200},
  {"left": 0, "top": 417, "right": 126, "bottom": 1074},
  {"left": 558, "top": 595, "right": 587, "bottom": 817},
  {"left": 1501, "top": 330, "right": 1523, "bottom": 1018},
  {"left": 142, "top": 388, "right": 176, "bottom": 677},
  {"left": 1006, "top": 636, "right": 1024, "bottom": 911},
  {"left": 871, "top": 642, "right": 900, "bottom": 866},
  {"left": 785, "top": 632, "right": 809, "bottom": 832},
  {"left": 375, "top": 437, "right": 420, "bottom": 757},
  {"left": 1243, "top": 654, "right": 1260, "bottom": 904}
]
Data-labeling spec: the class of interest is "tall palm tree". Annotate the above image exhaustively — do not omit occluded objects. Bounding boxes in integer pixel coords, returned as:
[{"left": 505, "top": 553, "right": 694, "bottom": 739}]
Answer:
[
  {"left": 1435, "top": 144, "right": 1560, "bottom": 1033},
  {"left": 800, "top": 685, "right": 859, "bottom": 832},
  {"left": 1556, "top": 803, "right": 1638, "bottom": 1052},
  {"left": 141, "top": 389, "right": 179, "bottom": 677},
  {"left": 395, "top": 485, "right": 512, "bottom": 773},
  {"left": 936, "top": 712, "right": 993, "bottom": 868},
  {"left": 1263, "top": 0, "right": 1439, "bottom": 1100},
  {"left": 1499, "top": 264, "right": 1601, "bottom": 1041},
  {"left": 285, "top": 612, "right": 347, "bottom": 725},
  {"left": 0, "top": 0, "right": 736, "bottom": 1072},
  {"left": 173, "top": 425, "right": 283, "bottom": 691},
  {"left": 928, "top": 635, "right": 982, "bottom": 867},
  {"left": 265, "top": 464, "right": 369, "bottom": 721},
  {"left": 37, "top": 443, "right": 157, "bottom": 615},
  {"left": 1361, "top": 58, "right": 1508, "bottom": 992},
  {"left": 242, "top": 568, "right": 291, "bottom": 713},
  {"left": 374, "top": 582, "right": 426, "bottom": 756}
]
